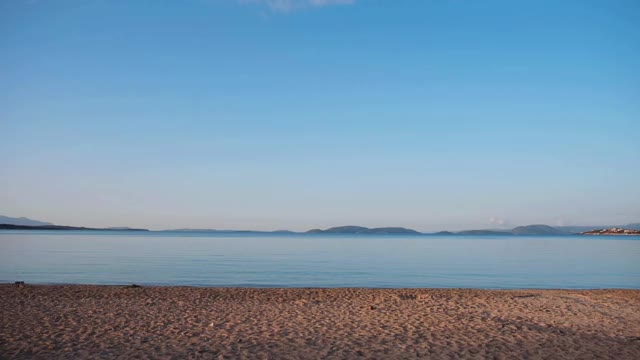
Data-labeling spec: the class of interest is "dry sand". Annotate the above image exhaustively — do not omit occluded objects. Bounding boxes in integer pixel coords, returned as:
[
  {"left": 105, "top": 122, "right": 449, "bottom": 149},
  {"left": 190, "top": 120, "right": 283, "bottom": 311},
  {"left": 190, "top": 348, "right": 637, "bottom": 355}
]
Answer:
[{"left": 1, "top": 285, "right": 639, "bottom": 359}]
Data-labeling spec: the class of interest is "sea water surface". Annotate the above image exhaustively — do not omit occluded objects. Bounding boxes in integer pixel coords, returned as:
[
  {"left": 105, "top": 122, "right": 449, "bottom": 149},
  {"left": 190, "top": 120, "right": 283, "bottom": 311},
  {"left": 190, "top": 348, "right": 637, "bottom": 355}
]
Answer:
[{"left": 0, "top": 231, "right": 639, "bottom": 289}]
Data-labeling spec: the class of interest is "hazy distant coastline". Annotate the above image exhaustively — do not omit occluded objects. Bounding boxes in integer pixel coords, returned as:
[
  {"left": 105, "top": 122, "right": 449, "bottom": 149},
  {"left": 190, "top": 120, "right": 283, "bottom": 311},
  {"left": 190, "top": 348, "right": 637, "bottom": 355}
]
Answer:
[
  {"left": 0, "top": 224, "right": 149, "bottom": 232},
  {"left": 1, "top": 215, "right": 639, "bottom": 236}
]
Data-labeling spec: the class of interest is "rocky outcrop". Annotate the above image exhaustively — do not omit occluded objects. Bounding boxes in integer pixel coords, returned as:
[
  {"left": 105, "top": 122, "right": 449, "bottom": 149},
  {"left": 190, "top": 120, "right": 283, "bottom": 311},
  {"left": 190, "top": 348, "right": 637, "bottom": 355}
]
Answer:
[{"left": 581, "top": 228, "right": 640, "bottom": 235}]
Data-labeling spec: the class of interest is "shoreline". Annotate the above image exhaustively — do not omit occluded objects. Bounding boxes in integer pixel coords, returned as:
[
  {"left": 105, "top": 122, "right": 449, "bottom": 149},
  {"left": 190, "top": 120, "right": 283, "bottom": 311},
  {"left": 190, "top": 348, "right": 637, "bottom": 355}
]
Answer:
[
  {"left": 2, "top": 285, "right": 639, "bottom": 359},
  {"left": 3, "top": 282, "right": 640, "bottom": 290}
]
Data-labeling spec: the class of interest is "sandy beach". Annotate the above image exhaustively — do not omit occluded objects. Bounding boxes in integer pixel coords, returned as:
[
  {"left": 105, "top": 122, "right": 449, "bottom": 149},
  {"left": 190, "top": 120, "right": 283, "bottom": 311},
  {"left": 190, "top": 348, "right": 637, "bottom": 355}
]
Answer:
[{"left": 1, "top": 285, "right": 639, "bottom": 359}]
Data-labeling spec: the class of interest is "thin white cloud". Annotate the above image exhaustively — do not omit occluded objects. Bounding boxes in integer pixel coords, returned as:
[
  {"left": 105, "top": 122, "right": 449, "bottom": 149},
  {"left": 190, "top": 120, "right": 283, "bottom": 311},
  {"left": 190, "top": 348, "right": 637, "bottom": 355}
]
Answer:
[
  {"left": 240, "top": 0, "right": 355, "bottom": 12},
  {"left": 488, "top": 217, "right": 509, "bottom": 227}
]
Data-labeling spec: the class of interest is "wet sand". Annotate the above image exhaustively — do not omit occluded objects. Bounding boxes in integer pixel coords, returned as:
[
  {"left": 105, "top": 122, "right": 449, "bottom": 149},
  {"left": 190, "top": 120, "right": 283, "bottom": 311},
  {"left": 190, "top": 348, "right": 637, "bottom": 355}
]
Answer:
[{"left": 1, "top": 285, "right": 639, "bottom": 359}]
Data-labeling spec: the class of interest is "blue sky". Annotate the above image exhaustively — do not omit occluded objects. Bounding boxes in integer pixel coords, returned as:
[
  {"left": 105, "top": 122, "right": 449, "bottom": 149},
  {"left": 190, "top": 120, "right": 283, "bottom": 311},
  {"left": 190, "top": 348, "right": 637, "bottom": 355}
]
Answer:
[{"left": 1, "top": 0, "right": 639, "bottom": 231}]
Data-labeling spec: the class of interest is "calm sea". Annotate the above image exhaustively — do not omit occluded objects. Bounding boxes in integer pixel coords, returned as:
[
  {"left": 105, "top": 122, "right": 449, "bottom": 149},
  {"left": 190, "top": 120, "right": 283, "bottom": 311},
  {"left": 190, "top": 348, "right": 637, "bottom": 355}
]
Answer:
[{"left": 1, "top": 231, "right": 639, "bottom": 289}]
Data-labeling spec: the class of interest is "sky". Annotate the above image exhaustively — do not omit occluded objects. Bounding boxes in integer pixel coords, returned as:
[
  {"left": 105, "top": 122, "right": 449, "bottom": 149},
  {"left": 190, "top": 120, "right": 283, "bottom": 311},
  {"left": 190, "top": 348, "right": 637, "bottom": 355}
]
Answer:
[{"left": 1, "top": 0, "right": 639, "bottom": 231}]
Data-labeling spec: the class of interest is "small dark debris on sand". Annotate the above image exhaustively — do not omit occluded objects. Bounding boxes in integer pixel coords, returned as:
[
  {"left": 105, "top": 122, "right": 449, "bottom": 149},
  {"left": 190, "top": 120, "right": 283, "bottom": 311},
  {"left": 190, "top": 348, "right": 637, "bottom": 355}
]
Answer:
[{"left": 514, "top": 294, "right": 540, "bottom": 299}]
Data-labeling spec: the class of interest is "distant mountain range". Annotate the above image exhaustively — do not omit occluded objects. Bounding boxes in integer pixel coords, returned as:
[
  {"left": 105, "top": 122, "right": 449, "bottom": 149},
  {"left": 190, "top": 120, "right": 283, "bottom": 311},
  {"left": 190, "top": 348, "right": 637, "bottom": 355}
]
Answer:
[
  {"left": 0, "top": 216, "right": 148, "bottom": 231},
  {"left": 167, "top": 229, "right": 295, "bottom": 234},
  {"left": 1, "top": 215, "right": 639, "bottom": 235},
  {"left": 512, "top": 224, "right": 566, "bottom": 235},
  {"left": 0, "top": 224, "right": 149, "bottom": 231},
  {"left": 456, "top": 229, "right": 511, "bottom": 235},
  {"left": 306, "top": 226, "right": 421, "bottom": 235},
  {"left": 0, "top": 215, "right": 52, "bottom": 226}
]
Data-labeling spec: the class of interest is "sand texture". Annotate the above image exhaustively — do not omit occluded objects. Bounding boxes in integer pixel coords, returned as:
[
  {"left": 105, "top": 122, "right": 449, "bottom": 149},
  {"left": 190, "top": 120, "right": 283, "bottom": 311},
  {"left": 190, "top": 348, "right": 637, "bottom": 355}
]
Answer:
[{"left": 1, "top": 285, "right": 639, "bottom": 359}]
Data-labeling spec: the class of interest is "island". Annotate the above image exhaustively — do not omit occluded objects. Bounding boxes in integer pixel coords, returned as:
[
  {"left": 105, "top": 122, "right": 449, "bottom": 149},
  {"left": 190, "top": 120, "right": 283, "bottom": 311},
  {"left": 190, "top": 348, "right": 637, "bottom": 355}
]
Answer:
[{"left": 511, "top": 224, "right": 565, "bottom": 235}]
